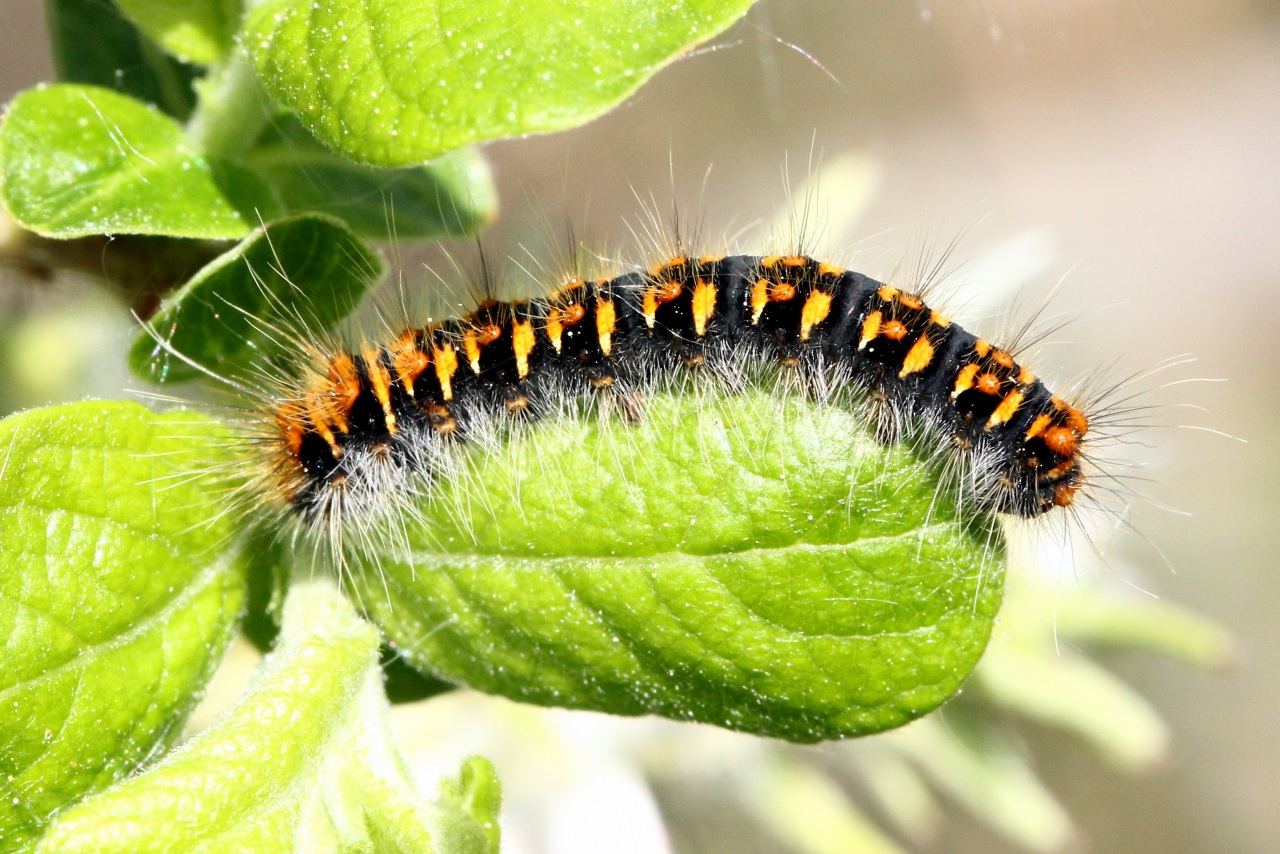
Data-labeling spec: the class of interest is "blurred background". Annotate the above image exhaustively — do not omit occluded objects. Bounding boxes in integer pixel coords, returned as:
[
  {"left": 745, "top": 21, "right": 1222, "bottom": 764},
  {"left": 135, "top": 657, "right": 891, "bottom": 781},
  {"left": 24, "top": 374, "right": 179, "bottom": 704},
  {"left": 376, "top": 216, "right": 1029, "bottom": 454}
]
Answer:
[{"left": 2, "top": 0, "right": 1276, "bottom": 852}]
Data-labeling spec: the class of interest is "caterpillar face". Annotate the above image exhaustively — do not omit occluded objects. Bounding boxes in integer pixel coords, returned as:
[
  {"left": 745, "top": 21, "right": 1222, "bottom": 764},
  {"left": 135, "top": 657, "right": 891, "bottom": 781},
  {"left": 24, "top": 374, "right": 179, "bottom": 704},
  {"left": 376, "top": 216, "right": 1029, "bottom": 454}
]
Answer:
[{"left": 270, "top": 255, "right": 1089, "bottom": 522}]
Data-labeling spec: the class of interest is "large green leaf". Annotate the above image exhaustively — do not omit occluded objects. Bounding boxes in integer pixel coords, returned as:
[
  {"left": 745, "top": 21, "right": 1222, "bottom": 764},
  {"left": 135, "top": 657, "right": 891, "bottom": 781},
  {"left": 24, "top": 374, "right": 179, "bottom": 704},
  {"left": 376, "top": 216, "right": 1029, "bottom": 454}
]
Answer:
[
  {"left": 0, "top": 402, "right": 245, "bottom": 851},
  {"left": 244, "top": 0, "right": 758, "bottom": 166},
  {"left": 0, "top": 84, "right": 250, "bottom": 238},
  {"left": 46, "top": 0, "right": 199, "bottom": 119},
  {"left": 129, "top": 213, "right": 384, "bottom": 384},
  {"left": 357, "top": 388, "right": 1005, "bottom": 743},
  {"left": 114, "top": 0, "right": 243, "bottom": 66},
  {"left": 37, "top": 580, "right": 500, "bottom": 854}
]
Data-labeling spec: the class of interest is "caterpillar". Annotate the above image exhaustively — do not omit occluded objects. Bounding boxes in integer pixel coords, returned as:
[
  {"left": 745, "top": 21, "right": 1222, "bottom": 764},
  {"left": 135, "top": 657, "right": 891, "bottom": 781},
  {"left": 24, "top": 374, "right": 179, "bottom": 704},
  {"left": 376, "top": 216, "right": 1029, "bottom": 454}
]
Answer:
[{"left": 254, "top": 251, "right": 1093, "bottom": 543}]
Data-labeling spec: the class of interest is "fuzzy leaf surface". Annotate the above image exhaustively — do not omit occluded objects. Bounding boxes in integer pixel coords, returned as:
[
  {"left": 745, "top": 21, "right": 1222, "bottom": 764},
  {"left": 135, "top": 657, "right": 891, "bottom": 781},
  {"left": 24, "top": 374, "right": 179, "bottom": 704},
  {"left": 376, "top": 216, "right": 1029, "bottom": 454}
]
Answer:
[
  {"left": 129, "top": 213, "right": 383, "bottom": 384},
  {"left": 0, "top": 84, "right": 250, "bottom": 238},
  {"left": 0, "top": 402, "right": 244, "bottom": 851},
  {"left": 244, "top": 0, "right": 757, "bottom": 166},
  {"left": 359, "top": 389, "right": 1004, "bottom": 743},
  {"left": 37, "top": 580, "right": 500, "bottom": 854}
]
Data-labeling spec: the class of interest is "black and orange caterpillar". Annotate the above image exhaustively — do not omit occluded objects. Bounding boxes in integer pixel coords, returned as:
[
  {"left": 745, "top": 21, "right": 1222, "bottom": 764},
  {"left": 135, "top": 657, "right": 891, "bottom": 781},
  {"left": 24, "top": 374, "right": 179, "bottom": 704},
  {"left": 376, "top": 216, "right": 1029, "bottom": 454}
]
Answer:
[{"left": 270, "top": 254, "right": 1090, "bottom": 522}]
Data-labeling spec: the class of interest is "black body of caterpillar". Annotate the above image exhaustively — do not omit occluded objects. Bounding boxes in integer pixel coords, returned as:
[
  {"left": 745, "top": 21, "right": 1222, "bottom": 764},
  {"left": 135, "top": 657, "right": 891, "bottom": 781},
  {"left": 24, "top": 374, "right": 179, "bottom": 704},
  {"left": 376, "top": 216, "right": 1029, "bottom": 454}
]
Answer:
[{"left": 273, "top": 254, "right": 1090, "bottom": 521}]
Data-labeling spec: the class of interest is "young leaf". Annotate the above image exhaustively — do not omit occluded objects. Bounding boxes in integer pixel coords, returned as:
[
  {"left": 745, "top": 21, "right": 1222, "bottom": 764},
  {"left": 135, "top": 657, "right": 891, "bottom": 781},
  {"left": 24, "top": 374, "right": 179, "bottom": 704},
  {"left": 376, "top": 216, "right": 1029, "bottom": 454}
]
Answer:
[
  {"left": 113, "top": 0, "right": 243, "bottom": 66},
  {"left": 47, "top": 0, "right": 199, "bottom": 119},
  {"left": 129, "top": 213, "right": 384, "bottom": 384},
  {"left": 246, "top": 119, "right": 496, "bottom": 239},
  {"left": 0, "top": 84, "right": 250, "bottom": 239},
  {"left": 244, "top": 0, "right": 758, "bottom": 166},
  {"left": 355, "top": 388, "right": 1005, "bottom": 743},
  {"left": 0, "top": 402, "right": 245, "bottom": 852},
  {"left": 36, "top": 580, "right": 501, "bottom": 854}
]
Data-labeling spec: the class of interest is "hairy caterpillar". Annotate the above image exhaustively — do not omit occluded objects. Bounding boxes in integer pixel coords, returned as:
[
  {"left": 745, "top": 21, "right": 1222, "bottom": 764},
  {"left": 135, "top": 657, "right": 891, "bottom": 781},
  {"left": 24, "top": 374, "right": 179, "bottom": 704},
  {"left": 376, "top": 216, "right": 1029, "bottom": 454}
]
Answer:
[{"left": 213, "top": 246, "right": 1103, "bottom": 558}]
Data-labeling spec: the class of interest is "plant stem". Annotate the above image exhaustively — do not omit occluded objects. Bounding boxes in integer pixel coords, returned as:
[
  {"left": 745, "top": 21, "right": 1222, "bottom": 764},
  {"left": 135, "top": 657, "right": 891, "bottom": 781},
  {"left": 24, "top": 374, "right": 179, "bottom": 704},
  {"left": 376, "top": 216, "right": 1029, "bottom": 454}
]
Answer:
[{"left": 186, "top": 52, "right": 273, "bottom": 161}]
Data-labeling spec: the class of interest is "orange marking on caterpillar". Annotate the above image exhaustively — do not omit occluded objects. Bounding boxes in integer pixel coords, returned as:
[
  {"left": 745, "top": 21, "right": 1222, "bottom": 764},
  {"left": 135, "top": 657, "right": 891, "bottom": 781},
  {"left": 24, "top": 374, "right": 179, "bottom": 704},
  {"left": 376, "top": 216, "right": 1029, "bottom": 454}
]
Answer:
[
  {"left": 1044, "top": 425, "right": 1079, "bottom": 457},
  {"left": 545, "top": 303, "right": 585, "bottom": 353},
  {"left": 986, "top": 389, "right": 1025, "bottom": 429},
  {"left": 1025, "top": 413, "right": 1052, "bottom": 440},
  {"left": 897, "top": 293, "right": 923, "bottom": 310},
  {"left": 877, "top": 285, "right": 900, "bottom": 302},
  {"left": 974, "top": 339, "right": 992, "bottom": 358},
  {"left": 545, "top": 312, "right": 565, "bottom": 353},
  {"left": 512, "top": 319, "right": 536, "bottom": 379},
  {"left": 768, "top": 280, "right": 797, "bottom": 302},
  {"left": 750, "top": 279, "right": 770, "bottom": 323},
  {"left": 642, "top": 280, "right": 682, "bottom": 329},
  {"left": 952, "top": 363, "right": 980, "bottom": 397},
  {"left": 881, "top": 319, "right": 908, "bottom": 341},
  {"left": 976, "top": 372, "right": 1002, "bottom": 396},
  {"left": 360, "top": 345, "right": 397, "bottom": 433},
  {"left": 464, "top": 323, "right": 502, "bottom": 373},
  {"left": 817, "top": 262, "right": 844, "bottom": 277},
  {"left": 596, "top": 299, "right": 616, "bottom": 356},
  {"left": 899, "top": 336, "right": 935, "bottom": 378},
  {"left": 433, "top": 342, "right": 458, "bottom": 401},
  {"left": 1064, "top": 401, "right": 1090, "bottom": 434},
  {"left": 325, "top": 356, "right": 361, "bottom": 434},
  {"left": 992, "top": 350, "right": 1015, "bottom": 369},
  {"left": 1053, "top": 482, "right": 1081, "bottom": 507},
  {"left": 799, "top": 290, "right": 833, "bottom": 341},
  {"left": 463, "top": 332, "right": 481, "bottom": 372},
  {"left": 1046, "top": 459, "right": 1077, "bottom": 480},
  {"left": 858, "top": 310, "right": 883, "bottom": 349},
  {"left": 930, "top": 310, "right": 951, "bottom": 328},
  {"left": 276, "top": 401, "right": 307, "bottom": 460},
  {"left": 390, "top": 331, "right": 429, "bottom": 397},
  {"left": 692, "top": 279, "right": 716, "bottom": 336},
  {"left": 303, "top": 389, "right": 343, "bottom": 458}
]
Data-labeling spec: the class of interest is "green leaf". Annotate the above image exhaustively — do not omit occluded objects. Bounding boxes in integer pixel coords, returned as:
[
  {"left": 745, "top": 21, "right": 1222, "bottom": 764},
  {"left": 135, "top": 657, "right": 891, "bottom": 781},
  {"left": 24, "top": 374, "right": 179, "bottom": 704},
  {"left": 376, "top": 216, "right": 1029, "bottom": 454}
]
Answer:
[
  {"left": 129, "top": 213, "right": 384, "bottom": 384},
  {"left": 37, "top": 580, "right": 501, "bottom": 854},
  {"left": 0, "top": 84, "right": 251, "bottom": 238},
  {"left": 357, "top": 388, "right": 1005, "bottom": 743},
  {"left": 47, "top": 0, "right": 199, "bottom": 119},
  {"left": 0, "top": 401, "right": 245, "bottom": 851},
  {"left": 244, "top": 0, "right": 758, "bottom": 166},
  {"left": 113, "top": 0, "right": 243, "bottom": 66},
  {"left": 247, "top": 120, "right": 496, "bottom": 238}
]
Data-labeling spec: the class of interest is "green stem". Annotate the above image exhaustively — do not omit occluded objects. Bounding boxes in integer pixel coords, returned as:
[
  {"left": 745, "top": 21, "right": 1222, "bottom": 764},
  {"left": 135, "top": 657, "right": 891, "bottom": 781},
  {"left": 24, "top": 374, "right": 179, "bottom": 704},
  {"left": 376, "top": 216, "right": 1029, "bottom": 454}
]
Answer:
[{"left": 186, "top": 52, "right": 273, "bottom": 160}]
